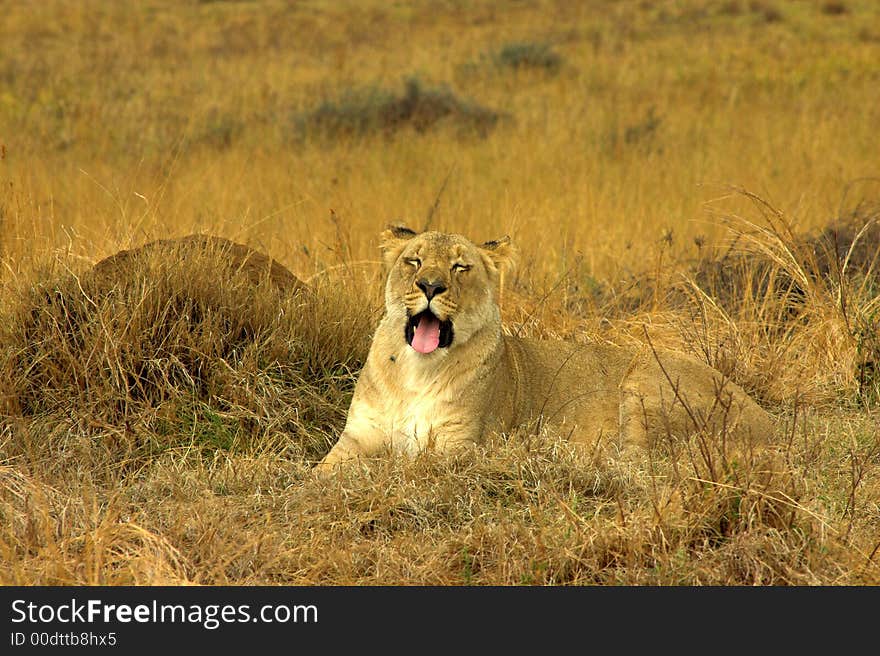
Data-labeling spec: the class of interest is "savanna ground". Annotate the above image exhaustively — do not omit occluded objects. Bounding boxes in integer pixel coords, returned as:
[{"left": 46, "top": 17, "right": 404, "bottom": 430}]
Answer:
[{"left": 1, "top": 0, "right": 879, "bottom": 585}]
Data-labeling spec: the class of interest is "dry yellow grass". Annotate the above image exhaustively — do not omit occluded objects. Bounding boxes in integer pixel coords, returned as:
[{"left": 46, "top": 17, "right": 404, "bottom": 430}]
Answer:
[{"left": 1, "top": 0, "right": 879, "bottom": 585}]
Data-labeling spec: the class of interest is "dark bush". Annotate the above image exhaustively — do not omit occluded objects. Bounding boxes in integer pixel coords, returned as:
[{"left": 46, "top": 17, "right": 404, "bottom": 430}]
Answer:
[
  {"left": 296, "top": 78, "right": 503, "bottom": 140},
  {"left": 494, "top": 42, "right": 562, "bottom": 73}
]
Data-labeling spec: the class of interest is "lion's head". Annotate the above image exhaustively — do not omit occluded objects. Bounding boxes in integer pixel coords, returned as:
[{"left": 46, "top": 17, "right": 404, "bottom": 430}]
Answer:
[{"left": 378, "top": 226, "right": 517, "bottom": 355}]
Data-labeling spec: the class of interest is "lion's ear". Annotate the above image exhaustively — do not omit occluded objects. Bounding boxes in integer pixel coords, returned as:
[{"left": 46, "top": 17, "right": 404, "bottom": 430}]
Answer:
[
  {"left": 379, "top": 224, "right": 418, "bottom": 268},
  {"left": 479, "top": 235, "right": 518, "bottom": 278}
]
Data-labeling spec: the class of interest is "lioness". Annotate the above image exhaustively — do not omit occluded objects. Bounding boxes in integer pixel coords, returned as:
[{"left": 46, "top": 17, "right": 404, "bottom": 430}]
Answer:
[{"left": 316, "top": 226, "right": 773, "bottom": 472}]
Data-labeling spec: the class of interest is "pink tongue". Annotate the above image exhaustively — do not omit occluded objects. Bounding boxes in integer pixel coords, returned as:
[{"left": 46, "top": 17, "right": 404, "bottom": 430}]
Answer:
[{"left": 411, "top": 314, "right": 441, "bottom": 354}]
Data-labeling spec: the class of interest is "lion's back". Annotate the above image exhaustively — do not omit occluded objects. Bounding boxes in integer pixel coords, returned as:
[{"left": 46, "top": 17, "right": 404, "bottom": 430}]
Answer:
[
  {"left": 501, "top": 336, "right": 634, "bottom": 441},
  {"left": 502, "top": 336, "right": 773, "bottom": 447}
]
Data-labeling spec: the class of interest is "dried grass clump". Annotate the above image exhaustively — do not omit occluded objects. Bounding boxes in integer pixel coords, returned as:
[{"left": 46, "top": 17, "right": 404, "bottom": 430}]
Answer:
[
  {"left": 89, "top": 234, "right": 308, "bottom": 295},
  {"left": 592, "top": 192, "right": 880, "bottom": 408},
  {"left": 675, "top": 194, "right": 880, "bottom": 406},
  {"left": 0, "top": 236, "right": 370, "bottom": 472},
  {"left": 691, "top": 201, "right": 880, "bottom": 319}
]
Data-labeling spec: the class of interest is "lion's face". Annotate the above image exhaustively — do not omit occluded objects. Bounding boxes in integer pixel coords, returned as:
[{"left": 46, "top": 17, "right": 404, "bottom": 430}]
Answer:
[{"left": 380, "top": 228, "right": 516, "bottom": 355}]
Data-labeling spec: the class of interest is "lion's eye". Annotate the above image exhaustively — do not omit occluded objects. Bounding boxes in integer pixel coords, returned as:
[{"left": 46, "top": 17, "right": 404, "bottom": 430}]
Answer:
[
  {"left": 405, "top": 258, "right": 421, "bottom": 269},
  {"left": 452, "top": 263, "right": 471, "bottom": 273}
]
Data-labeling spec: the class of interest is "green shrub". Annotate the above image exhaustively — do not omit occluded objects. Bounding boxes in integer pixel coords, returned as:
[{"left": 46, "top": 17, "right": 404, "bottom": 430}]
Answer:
[
  {"left": 296, "top": 77, "right": 503, "bottom": 140},
  {"left": 494, "top": 42, "right": 562, "bottom": 73}
]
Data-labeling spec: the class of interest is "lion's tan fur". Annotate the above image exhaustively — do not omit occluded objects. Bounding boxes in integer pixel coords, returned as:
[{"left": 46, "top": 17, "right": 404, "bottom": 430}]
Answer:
[{"left": 316, "top": 228, "right": 773, "bottom": 472}]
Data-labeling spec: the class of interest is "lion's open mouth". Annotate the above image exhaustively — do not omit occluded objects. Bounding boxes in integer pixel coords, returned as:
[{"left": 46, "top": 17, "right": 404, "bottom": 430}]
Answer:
[{"left": 405, "top": 310, "right": 453, "bottom": 354}]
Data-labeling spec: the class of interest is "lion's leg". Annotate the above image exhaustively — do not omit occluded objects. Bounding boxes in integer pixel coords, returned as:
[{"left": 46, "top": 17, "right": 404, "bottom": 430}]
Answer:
[
  {"left": 620, "top": 372, "right": 697, "bottom": 451},
  {"left": 619, "top": 387, "right": 650, "bottom": 449},
  {"left": 429, "top": 418, "right": 485, "bottom": 453},
  {"left": 313, "top": 432, "right": 368, "bottom": 475}
]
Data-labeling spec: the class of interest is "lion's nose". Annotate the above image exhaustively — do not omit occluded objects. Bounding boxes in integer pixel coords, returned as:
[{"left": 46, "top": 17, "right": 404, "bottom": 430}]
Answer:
[{"left": 416, "top": 279, "right": 447, "bottom": 300}]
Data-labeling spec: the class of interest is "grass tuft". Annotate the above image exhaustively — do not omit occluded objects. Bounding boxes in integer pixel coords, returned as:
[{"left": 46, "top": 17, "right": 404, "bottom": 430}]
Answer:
[
  {"left": 0, "top": 236, "right": 369, "bottom": 475},
  {"left": 296, "top": 78, "right": 503, "bottom": 140},
  {"left": 493, "top": 42, "right": 563, "bottom": 73}
]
